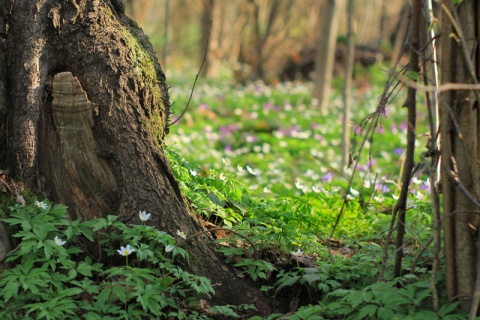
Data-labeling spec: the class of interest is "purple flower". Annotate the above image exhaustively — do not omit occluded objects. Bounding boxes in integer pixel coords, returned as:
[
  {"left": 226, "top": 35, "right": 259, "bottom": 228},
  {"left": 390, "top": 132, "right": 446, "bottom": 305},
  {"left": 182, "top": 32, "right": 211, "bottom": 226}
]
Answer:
[
  {"left": 366, "top": 159, "right": 377, "bottom": 169},
  {"left": 376, "top": 183, "right": 390, "bottom": 193},
  {"left": 377, "top": 126, "right": 384, "bottom": 134},
  {"left": 219, "top": 126, "right": 232, "bottom": 137},
  {"left": 354, "top": 126, "right": 362, "bottom": 135},
  {"left": 228, "top": 124, "right": 239, "bottom": 131},
  {"left": 391, "top": 124, "right": 398, "bottom": 134},
  {"left": 264, "top": 102, "right": 274, "bottom": 110},
  {"left": 400, "top": 122, "right": 408, "bottom": 131},
  {"left": 394, "top": 148, "right": 404, "bottom": 156},
  {"left": 419, "top": 181, "right": 430, "bottom": 191},
  {"left": 322, "top": 172, "right": 333, "bottom": 183}
]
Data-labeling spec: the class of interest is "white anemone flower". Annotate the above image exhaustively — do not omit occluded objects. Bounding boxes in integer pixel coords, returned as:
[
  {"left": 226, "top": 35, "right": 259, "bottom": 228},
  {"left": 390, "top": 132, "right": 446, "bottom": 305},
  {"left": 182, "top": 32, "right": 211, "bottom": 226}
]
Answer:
[
  {"left": 246, "top": 165, "right": 257, "bottom": 175},
  {"left": 222, "top": 158, "right": 231, "bottom": 166},
  {"left": 35, "top": 200, "right": 48, "bottom": 209},
  {"left": 176, "top": 230, "right": 187, "bottom": 239},
  {"left": 291, "top": 249, "right": 304, "bottom": 257},
  {"left": 54, "top": 236, "right": 66, "bottom": 246},
  {"left": 165, "top": 245, "right": 174, "bottom": 253},
  {"left": 190, "top": 169, "right": 198, "bottom": 176},
  {"left": 117, "top": 245, "right": 135, "bottom": 256},
  {"left": 139, "top": 210, "right": 151, "bottom": 221},
  {"left": 295, "top": 180, "right": 304, "bottom": 190}
]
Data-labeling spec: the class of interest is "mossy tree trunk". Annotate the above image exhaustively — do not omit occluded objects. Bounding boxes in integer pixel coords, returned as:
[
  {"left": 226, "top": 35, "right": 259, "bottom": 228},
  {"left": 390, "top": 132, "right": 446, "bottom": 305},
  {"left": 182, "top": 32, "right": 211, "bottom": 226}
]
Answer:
[{"left": 0, "top": 0, "right": 268, "bottom": 312}]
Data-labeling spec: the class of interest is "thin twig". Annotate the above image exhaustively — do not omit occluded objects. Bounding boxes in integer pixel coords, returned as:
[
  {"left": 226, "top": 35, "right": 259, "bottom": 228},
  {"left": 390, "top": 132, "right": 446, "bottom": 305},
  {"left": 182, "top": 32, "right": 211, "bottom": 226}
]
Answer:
[
  {"left": 394, "top": 0, "right": 421, "bottom": 278},
  {"left": 410, "top": 235, "right": 434, "bottom": 274},
  {"left": 445, "top": 160, "right": 480, "bottom": 210},
  {"left": 167, "top": 21, "right": 212, "bottom": 127}
]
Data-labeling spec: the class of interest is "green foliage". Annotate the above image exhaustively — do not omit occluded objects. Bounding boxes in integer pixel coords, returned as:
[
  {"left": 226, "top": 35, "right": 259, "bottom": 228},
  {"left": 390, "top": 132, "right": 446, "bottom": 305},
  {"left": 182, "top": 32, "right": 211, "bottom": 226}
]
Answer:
[
  {"left": 161, "top": 73, "right": 457, "bottom": 319},
  {"left": 0, "top": 201, "right": 215, "bottom": 319},
  {"left": 0, "top": 71, "right": 456, "bottom": 318},
  {"left": 285, "top": 278, "right": 466, "bottom": 320}
]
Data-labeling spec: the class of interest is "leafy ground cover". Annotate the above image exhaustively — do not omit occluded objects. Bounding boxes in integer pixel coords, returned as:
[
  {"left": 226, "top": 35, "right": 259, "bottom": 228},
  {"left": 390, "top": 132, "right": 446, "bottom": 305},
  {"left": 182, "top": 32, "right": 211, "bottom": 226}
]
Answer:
[
  {"left": 0, "top": 66, "right": 466, "bottom": 319},
  {"left": 158, "top": 66, "right": 465, "bottom": 318}
]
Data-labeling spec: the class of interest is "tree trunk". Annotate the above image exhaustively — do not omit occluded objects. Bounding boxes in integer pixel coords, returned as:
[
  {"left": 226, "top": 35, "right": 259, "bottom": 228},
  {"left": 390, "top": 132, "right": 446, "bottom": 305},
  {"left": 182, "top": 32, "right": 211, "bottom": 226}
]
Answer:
[
  {"left": 200, "top": 0, "right": 214, "bottom": 77},
  {"left": 0, "top": 0, "right": 268, "bottom": 312},
  {"left": 341, "top": 0, "right": 354, "bottom": 172},
  {"left": 440, "top": 0, "right": 480, "bottom": 313},
  {"left": 312, "top": 0, "right": 343, "bottom": 106}
]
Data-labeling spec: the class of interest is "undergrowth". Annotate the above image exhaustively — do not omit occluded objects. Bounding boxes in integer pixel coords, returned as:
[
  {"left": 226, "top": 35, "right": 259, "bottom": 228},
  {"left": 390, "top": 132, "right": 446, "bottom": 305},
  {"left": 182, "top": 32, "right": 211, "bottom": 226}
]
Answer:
[{"left": 0, "top": 70, "right": 467, "bottom": 318}]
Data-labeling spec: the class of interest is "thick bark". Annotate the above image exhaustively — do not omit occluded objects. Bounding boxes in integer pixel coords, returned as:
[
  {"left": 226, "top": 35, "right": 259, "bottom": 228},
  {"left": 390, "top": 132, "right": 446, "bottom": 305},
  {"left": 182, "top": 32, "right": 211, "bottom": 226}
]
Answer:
[
  {"left": 0, "top": 0, "right": 268, "bottom": 312},
  {"left": 440, "top": 0, "right": 480, "bottom": 312}
]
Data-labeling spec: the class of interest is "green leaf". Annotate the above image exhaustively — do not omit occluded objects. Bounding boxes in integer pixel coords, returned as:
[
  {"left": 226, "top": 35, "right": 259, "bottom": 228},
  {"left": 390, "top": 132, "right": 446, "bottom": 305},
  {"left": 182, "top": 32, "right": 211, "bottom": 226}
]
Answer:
[
  {"left": 62, "top": 287, "right": 83, "bottom": 297},
  {"left": 345, "top": 291, "right": 364, "bottom": 309},
  {"left": 0, "top": 280, "right": 20, "bottom": 302},
  {"left": 96, "top": 288, "right": 112, "bottom": 305},
  {"left": 32, "top": 220, "right": 56, "bottom": 239},
  {"left": 358, "top": 304, "right": 378, "bottom": 319},
  {"left": 77, "top": 261, "right": 95, "bottom": 277},
  {"left": 49, "top": 203, "right": 69, "bottom": 216},
  {"left": 275, "top": 275, "right": 300, "bottom": 294},
  {"left": 438, "top": 302, "right": 460, "bottom": 316},
  {"left": 302, "top": 273, "right": 321, "bottom": 285},
  {"left": 112, "top": 285, "right": 127, "bottom": 304}
]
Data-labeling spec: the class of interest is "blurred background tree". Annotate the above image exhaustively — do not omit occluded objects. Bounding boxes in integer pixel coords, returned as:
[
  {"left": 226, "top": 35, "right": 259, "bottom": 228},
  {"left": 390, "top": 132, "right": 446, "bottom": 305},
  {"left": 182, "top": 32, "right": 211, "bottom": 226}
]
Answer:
[{"left": 125, "top": 0, "right": 406, "bottom": 84}]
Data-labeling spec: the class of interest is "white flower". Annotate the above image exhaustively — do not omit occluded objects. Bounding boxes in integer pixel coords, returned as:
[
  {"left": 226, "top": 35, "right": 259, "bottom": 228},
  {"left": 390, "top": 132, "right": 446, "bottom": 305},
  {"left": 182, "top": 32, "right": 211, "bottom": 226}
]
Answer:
[
  {"left": 374, "top": 196, "right": 384, "bottom": 202},
  {"left": 176, "top": 230, "right": 187, "bottom": 239},
  {"left": 312, "top": 185, "right": 328, "bottom": 193},
  {"left": 219, "top": 172, "right": 226, "bottom": 181},
  {"left": 291, "top": 249, "right": 304, "bottom": 257},
  {"left": 237, "top": 165, "right": 245, "bottom": 172},
  {"left": 139, "top": 210, "right": 151, "bottom": 221},
  {"left": 35, "top": 200, "right": 47, "bottom": 209},
  {"left": 222, "top": 158, "right": 231, "bottom": 166},
  {"left": 246, "top": 165, "right": 257, "bottom": 175},
  {"left": 350, "top": 188, "right": 359, "bottom": 197},
  {"left": 415, "top": 191, "right": 426, "bottom": 201},
  {"left": 407, "top": 199, "right": 417, "bottom": 209},
  {"left": 295, "top": 180, "right": 304, "bottom": 190},
  {"left": 117, "top": 244, "right": 135, "bottom": 256},
  {"left": 165, "top": 245, "right": 174, "bottom": 253},
  {"left": 412, "top": 177, "right": 422, "bottom": 184},
  {"left": 54, "top": 236, "right": 66, "bottom": 246},
  {"left": 190, "top": 169, "right": 198, "bottom": 176}
]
